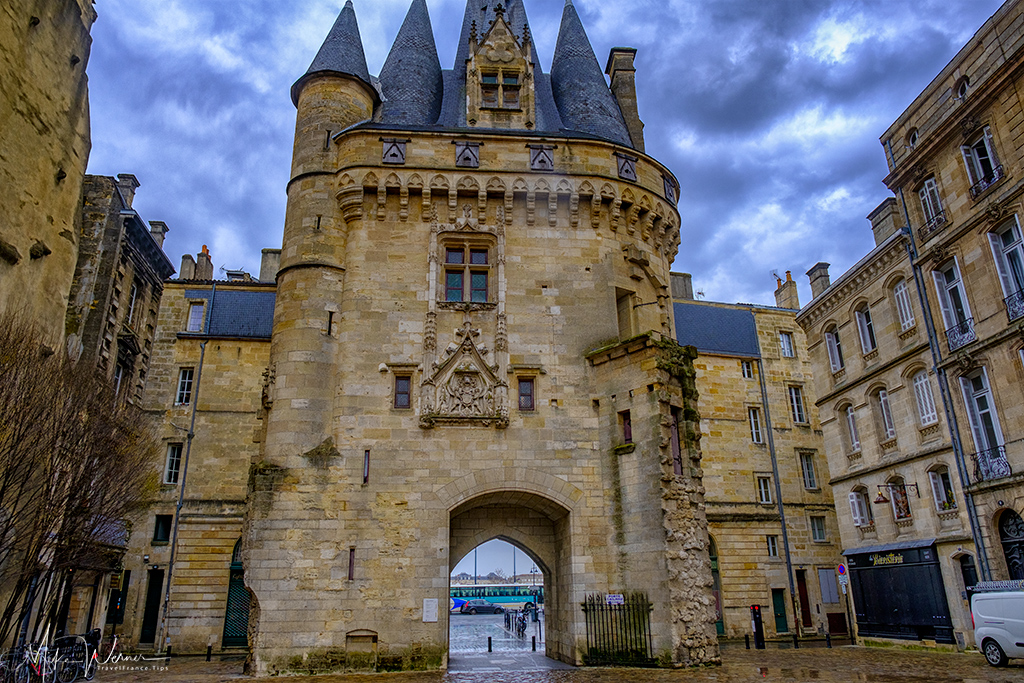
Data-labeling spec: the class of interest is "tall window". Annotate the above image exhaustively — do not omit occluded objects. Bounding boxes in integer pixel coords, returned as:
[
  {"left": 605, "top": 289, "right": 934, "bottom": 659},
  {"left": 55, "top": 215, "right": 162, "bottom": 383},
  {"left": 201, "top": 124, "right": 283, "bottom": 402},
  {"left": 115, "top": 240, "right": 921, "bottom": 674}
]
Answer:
[
  {"left": 518, "top": 378, "right": 535, "bottom": 411},
  {"left": 919, "top": 177, "right": 944, "bottom": 226},
  {"left": 187, "top": 302, "right": 205, "bottom": 332},
  {"left": 757, "top": 475, "right": 773, "bottom": 504},
  {"left": 126, "top": 281, "right": 139, "bottom": 328},
  {"left": 961, "top": 126, "right": 1002, "bottom": 197},
  {"left": 481, "top": 70, "right": 521, "bottom": 109},
  {"left": 810, "top": 516, "right": 827, "bottom": 542},
  {"left": 845, "top": 405, "right": 861, "bottom": 453},
  {"left": 153, "top": 515, "right": 172, "bottom": 544},
  {"left": 788, "top": 386, "right": 806, "bottom": 424},
  {"left": 824, "top": 326, "right": 844, "bottom": 372},
  {"left": 748, "top": 407, "right": 763, "bottom": 444},
  {"left": 912, "top": 371, "right": 938, "bottom": 426},
  {"left": 988, "top": 219, "right": 1024, "bottom": 319},
  {"left": 741, "top": 361, "right": 754, "bottom": 379},
  {"left": 445, "top": 247, "right": 489, "bottom": 302},
  {"left": 164, "top": 443, "right": 183, "bottom": 484},
  {"left": 779, "top": 332, "right": 795, "bottom": 358},
  {"left": 849, "top": 488, "right": 873, "bottom": 527},
  {"left": 800, "top": 453, "right": 817, "bottom": 489},
  {"left": 933, "top": 259, "right": 974, "bottom": 350},
  {"left": 893, "top": 278, "right": 915, "bottom": 331},
  {"left": 889, "top": 477, "right": 912, "bottom": 520},
  {"left": 394, "top": 376, "right": 411, "bottom": 409},
  {"left": 175, "top": 368, "right": 194, "bottom": 405},
  {"left": 928, "top": 466, "right": 957, "bottom": 511},
  {"left": 960, "top": 369, "right": 1003, "bottom": 454},
  {"left": 855, "top": 305, "right": 876, "bottom": 353},
  {"left": 876, "top": 388, "right": 896, "bottom": 441},
  {"left": 766, "top": 535, "right": 779, "bottom": 557},
  {"left": 619, "top": 410, "right": 632, "bottom": 444}
]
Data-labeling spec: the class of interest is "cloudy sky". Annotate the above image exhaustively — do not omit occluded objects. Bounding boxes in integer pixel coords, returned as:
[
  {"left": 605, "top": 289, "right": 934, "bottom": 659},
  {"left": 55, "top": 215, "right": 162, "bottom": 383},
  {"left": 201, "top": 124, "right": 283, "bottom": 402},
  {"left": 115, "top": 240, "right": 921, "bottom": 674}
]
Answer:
[{"left": 87, "top": 0, "right": 1004, "bottom": 306}]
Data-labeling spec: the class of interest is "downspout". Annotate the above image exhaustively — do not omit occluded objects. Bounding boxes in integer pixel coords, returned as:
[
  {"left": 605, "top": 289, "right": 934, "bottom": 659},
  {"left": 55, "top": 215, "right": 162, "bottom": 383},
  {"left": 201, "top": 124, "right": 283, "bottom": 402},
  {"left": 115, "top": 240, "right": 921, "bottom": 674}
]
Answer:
[
  {"left": 887, "top": 139, "right": 991, "bottom": 579},
  {"left": 754, "top": 346, "right": 798, "bottom": 635}
]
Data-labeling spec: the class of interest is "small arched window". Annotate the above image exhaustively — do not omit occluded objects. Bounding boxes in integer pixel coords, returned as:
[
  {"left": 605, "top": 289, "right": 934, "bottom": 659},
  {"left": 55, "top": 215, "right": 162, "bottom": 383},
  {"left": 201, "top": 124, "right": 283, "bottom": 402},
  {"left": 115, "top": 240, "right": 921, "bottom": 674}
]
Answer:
[
  {"left": 825, "top": 325, "right": 844, "bottom": 372},
  {"left": 912, "top": 370, "right": 938, "bottom": 426},
  {"left": 849, "top": 486, "right": 873, "bottom": 527},
  {"left": 888, "top": 475, "right": 912, "bottom": 520},
  {"left": 855, "top": 305, "right": 877, "bottom": 353}
]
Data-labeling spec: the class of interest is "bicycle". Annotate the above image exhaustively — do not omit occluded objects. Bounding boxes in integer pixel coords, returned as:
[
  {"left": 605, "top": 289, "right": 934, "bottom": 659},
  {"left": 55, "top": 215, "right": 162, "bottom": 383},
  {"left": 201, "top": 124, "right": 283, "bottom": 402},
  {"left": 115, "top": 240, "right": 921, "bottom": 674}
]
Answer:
[{"left": 14, "top": 642, "right": 55, "bottom": 683}]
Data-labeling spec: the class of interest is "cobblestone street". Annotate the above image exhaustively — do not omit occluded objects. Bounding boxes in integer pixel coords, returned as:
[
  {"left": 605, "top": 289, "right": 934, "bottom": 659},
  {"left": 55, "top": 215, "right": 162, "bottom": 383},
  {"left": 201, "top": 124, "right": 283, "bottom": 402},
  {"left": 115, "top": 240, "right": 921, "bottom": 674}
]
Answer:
[{"left": 94, "top": 641, "right": 1022, "bottom": 683}]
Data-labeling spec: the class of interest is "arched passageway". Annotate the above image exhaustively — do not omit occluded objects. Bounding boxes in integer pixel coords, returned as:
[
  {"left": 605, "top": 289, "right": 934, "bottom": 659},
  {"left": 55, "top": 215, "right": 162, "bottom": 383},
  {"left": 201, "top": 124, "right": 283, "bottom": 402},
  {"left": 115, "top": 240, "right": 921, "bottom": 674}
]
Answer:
[{"left": 999, "top": 509, "right": 1024, "bottom": 580}]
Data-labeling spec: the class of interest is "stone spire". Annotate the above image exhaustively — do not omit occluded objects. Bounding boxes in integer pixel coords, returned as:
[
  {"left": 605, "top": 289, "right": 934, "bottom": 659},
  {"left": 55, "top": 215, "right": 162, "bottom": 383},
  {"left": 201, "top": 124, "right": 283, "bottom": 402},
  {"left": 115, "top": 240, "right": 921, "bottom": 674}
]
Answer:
[
  {"left": 292, "top": 0, "right": 372, "bottom": 105},
  {"left": 550, "top": 0, "right": 632, "bottom": 147},
  {"left": 379, "top": 0, "right": 443, "bottom": 125}
]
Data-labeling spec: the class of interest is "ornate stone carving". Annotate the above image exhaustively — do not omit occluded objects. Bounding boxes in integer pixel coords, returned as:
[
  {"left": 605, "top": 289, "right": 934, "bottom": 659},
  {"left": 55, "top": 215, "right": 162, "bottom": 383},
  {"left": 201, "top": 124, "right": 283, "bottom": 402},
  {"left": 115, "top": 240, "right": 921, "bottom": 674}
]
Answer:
[
  {"left": 420, "top": 321, "right": 508, "bottom": 429},
  {"left": 955, "top": 350, "right": 976, "bottom": 373},
  {"left": 960, "top": 115, "right": 981, "bottom": 137},
  {"left": 424, "top": 311, "right": 437, "bottom": 352},
  {"left": 496, "top": 312, "right": 508, "bottom": 352},
  {"left": 986, "top": 201, "right": 1007, "bottom": 223}
]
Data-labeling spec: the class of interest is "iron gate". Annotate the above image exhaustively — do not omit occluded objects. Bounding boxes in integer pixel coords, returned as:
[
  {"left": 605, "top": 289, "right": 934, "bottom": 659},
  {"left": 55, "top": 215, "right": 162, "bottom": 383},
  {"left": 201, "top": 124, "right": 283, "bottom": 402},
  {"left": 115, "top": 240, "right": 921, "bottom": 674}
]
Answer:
[{"left": 581, "top": 592, "right": 654, "bottom": 666}]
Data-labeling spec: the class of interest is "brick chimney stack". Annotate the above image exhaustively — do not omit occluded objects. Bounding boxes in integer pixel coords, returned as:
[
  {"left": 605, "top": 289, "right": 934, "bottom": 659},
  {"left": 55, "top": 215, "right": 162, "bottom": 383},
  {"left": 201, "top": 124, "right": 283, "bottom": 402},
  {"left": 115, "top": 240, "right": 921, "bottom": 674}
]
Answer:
[
  {"left": 195, "top": 245, "right": 214, "bottom": 280},
  {"left": 116, "top": 173, "right": 140, "bottom": 207},
  {"left": 670, "top": 272, "right": 693, "bottom": 300},
  {"left": 149, "top": 221, "right": 169, "bottom": 248},
  {"left": 605, "top": 48, "right": 645, "bottom": 152},
  {"left": 774, "top": 270, "right": 800, "bottom": 309},
  {"left": 179, "top": 254, "right": 196, "bottom": 280},
  {"left": 807, "top": 262, "right": 832, "bottom": 300}
]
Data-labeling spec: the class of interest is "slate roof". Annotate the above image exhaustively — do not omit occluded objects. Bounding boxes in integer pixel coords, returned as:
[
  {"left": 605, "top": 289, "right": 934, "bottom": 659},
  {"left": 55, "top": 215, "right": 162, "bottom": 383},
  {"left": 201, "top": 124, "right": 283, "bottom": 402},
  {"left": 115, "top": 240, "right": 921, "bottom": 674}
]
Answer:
[
  {"left": 292, "top": 1, "right": 372, "bottom": 105},
  {"left": 378, "top": 0, "right": 443, "bottom": 125},
  {"left": 307, "top": 0, "right": 634, "bottom": 148},
  {"left": 673, "top": 302, "right": 760, "bottom": 358},
  {"left": 184, "top": 289, "right": 276, "bottom": 339},
  {"left": 550, "top": 0, "right": 632, "bottom": 147}
]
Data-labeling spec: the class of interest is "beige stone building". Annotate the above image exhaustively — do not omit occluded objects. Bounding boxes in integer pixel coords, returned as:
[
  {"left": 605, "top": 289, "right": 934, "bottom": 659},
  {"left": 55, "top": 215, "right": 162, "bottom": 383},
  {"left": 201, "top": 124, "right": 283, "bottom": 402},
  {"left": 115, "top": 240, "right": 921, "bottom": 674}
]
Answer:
[
  {"left": 113, "top": 251, "right": 277, "bottom": 651},
  {"left": 673, "top": 274, "right": 846, "bottom": 641},
  {"left": 234, "top": 0, "right": 717, "bottom": 672},
  {"left": 878, "top": 0, "right": 1024, "bottom": 586},
  {"left": 0, "top": 0, "right": 96, "bottom": 345}
]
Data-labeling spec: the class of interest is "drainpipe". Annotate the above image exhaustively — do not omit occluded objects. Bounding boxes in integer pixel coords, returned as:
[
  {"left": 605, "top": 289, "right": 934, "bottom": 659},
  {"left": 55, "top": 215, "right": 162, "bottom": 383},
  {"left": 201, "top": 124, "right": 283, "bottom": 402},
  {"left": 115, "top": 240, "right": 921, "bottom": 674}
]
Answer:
[
  {"left": 754, "top": 351, "right": 798, "bottom": 634},
  {"left": 886, "top": 143, "right": 991, "bottom": 579}
]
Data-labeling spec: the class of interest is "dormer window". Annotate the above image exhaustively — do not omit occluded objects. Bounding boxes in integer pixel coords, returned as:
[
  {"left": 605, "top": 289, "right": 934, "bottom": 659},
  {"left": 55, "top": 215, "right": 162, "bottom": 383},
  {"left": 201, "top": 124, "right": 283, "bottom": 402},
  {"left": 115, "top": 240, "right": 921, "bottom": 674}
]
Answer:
[{"left": 481, "top": 70, "right": 521, "bottom": 110}]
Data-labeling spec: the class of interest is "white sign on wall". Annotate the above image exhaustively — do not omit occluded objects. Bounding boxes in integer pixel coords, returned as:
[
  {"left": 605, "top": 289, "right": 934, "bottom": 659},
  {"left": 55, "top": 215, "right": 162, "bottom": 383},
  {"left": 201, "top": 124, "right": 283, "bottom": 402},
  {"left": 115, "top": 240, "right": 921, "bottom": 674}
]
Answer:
[{"left": 423, "top": 598, "right": 438, "bottom": 623}]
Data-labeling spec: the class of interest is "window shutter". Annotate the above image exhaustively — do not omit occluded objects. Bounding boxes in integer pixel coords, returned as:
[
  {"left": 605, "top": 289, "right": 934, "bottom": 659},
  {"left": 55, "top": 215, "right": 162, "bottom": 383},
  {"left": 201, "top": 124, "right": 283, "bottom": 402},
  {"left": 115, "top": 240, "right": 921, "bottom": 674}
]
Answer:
[
  {"left": 932, "top": 271, "right": 955, "bottom": 329},
  {"left": 929, "top": 471, "right": 945, "bottom": 510},
  {"left": 847, "top": 407, "right": 860, "bottom": 451},
  {"left": 959, "top": 377, "right": 987, "bottom": 453},
  {"left": 855, "top": 312, "right": 869, "bottom": 351},
  {"left": 984, "top": 126, "right": 999, "bottom": 167},
  {"left": 961, "top": 144, "right": 977, "bottom": 185},
  {"left": 849, "top": 491, "right": 864, "bottom": 526},
  {"left": 987, "top": 232, "right": 1015, "bottom": 298},
  {"left": 894, "top": 280, "right": 915, "bottom": 330},
  {"left": 826, "top": 333, "right": 840, "bottom": 371}
]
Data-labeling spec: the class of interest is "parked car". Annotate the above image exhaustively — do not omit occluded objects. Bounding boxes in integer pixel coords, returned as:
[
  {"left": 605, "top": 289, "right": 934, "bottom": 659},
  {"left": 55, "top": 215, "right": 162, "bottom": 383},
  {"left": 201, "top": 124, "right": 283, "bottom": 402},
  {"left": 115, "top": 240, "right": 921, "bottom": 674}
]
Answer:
[
  {"left": 972, "top": 588, "right": 1024, "bottom": 666},
  {"left": 459, "top": 599, "right": 504, "bottom": 614}
]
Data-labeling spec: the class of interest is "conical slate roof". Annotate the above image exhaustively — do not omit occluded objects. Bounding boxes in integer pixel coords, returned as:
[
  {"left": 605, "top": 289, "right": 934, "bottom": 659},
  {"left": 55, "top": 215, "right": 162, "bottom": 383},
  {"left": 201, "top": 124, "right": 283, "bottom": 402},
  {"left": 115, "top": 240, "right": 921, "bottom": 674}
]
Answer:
[
  {"left": 292, "top": 1, "right": 372, "bottom": 105},
  {"left": 550, "top": 0, "right": 632, "bottom": 146},
  {"left": 379, "top": 0, "right": 444, "bottom": 125}
]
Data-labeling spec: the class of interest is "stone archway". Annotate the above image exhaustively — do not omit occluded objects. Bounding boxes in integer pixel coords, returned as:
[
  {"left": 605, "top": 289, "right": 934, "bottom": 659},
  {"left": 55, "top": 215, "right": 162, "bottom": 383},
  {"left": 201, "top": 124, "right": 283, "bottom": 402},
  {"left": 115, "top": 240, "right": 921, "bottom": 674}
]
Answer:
[
  {"left": 448, "top": 489, "right": 573, "bottom": 664},
  {"left": 998, "top": 509, "right": 1024, "bottom": 580}
]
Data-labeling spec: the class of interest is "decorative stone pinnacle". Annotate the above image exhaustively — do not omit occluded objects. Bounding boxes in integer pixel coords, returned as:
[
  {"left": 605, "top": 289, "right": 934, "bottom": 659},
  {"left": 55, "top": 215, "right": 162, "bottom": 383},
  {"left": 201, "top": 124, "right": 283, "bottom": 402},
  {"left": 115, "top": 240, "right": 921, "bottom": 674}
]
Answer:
[{"left": 495, "top": 3, "right": 505, "bottom": 17}]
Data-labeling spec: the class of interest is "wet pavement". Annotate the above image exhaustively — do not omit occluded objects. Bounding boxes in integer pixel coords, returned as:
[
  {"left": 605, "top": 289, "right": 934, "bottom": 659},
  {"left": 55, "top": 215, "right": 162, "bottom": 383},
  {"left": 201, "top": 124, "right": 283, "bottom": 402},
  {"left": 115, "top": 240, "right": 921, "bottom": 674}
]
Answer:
[
  {"left": 448, "top": 612, "right": 571, "bottom": 673},
  {"left": 95, "top": 635, "right": 1024, "bottom": 683}
]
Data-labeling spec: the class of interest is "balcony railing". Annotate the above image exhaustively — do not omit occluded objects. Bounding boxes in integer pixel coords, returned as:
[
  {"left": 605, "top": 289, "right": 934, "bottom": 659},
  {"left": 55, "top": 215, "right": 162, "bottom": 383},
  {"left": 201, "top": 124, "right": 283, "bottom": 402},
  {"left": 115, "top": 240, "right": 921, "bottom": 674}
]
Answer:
[
  {"left": 945, "top": 317, "right": 976, "bottom": 352},
  {"left": 969, "top": 165, "right": 1005, "bottom": 199},
  {"left": 918, "top": 210, "right": 948, "bottom": 242},
  {"left": 971, "top": 445, "right": 1012, "bottom": 483},
  {"left": 1006, "top": 289, "right": 1024, "bottom": 323}
]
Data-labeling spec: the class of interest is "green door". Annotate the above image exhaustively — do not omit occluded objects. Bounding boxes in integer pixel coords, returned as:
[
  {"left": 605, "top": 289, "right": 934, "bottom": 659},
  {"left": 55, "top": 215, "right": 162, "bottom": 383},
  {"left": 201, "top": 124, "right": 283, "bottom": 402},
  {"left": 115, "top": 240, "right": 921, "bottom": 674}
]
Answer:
[
  {"left": 771, "top": 588, "right": 788, "bottom": 634},
  {"left": 222, "top": 541, "right": 249, "bottom": 647}
]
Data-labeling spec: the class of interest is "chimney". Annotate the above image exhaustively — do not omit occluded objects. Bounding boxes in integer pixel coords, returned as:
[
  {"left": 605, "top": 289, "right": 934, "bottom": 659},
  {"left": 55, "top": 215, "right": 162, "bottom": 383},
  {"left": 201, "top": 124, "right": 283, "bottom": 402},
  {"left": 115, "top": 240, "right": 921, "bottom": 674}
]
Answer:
[
  {"left": 774, "top": 271, "right": 800, "bottom": 309},
  {"left": 867, "top": 198, "right": 905, "bottom": 246},
  {"left": 116, "top": 173, "right": 140, "bottom": 207},
  {"left": 195, "top": 245, "right": 214, "bottom": 280},
  {"left": 807, "top": 262, "right": 831, "bottom": 300},
  {"left": 605, "top": 48, "right": 645, "bottom": 152},
  {"left": 179, "top": 254, "right": 196, "bottom": 280},
  {"left": 260, "top": 248, "right": 282, "bottom": 283},
  {"left": 670, "top": 272, "right": 693, "bottom": 300},
  {"left": 149, "top": 221, "right": 169, "bottom": 248}
]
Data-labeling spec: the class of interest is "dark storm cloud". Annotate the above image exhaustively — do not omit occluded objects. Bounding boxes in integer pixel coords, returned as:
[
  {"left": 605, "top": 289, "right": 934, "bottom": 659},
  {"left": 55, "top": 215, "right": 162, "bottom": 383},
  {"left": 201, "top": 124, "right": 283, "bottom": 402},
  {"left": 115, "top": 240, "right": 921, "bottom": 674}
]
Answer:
[{"left": 86, "top": 0, "right": 1007, "bottom": 305}]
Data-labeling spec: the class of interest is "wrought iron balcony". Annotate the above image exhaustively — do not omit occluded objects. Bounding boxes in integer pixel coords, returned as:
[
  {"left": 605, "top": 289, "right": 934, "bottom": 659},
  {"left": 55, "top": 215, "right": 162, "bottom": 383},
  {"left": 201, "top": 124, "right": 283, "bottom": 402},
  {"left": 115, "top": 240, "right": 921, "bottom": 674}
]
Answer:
[
  {"left": 969, "top": 165, "right": 1005, "bottom": 199},
  {"left": 971, "top": 445, "right": 1011, "bottom": 483},
  {"left": 945, "top": 318, "right": 976, "bottom": 352},
  {"left": 918, "top": 210, "right": 947, "bottom": 242},
  {"left": 1006, "top": 289, "right": 1024, "bottom": 322}
]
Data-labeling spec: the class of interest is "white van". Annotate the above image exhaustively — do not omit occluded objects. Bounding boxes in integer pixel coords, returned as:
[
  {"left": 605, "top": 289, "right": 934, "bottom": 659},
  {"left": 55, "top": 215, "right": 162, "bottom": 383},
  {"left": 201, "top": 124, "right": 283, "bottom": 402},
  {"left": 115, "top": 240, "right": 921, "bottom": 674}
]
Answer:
[{"left": 972, "top": 587, "right": 1024, "bottom": 667}]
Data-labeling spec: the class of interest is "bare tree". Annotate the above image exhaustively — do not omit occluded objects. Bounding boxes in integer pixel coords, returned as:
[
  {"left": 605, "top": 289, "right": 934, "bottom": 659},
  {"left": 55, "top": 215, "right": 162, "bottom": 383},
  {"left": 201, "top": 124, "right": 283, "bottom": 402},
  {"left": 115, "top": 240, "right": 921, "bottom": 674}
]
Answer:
[{"left": 0, "top": 313, "right": 160, "bottom": 645}]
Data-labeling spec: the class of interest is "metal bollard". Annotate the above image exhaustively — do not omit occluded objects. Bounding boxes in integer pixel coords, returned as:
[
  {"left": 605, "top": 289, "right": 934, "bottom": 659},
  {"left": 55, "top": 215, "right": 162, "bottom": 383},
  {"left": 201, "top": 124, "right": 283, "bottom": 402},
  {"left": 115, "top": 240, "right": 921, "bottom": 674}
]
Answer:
[
  {"left": 207, "top": 645, "right": 213, "bottom": 661},
  {"left": 488, "top": 636, "right": 492, "bottom": 653},
  {"left": 792, "top": 634, "right": 799, "bottom": 649},
  {"left": 825, "top": 634, "right": 831, "bottom": 649},
  {"left": 532, "top": 636, "right": 536, "bottom": 652},
  {"left": 745, "top": 634, "right": 750, "bottom": 650}
]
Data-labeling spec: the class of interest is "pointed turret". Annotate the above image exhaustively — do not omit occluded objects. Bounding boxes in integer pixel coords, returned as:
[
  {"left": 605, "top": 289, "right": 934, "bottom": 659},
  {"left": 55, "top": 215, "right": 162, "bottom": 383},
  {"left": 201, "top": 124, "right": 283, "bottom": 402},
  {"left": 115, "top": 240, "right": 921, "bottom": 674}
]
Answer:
[
  {"left": 291, "top": 1, "right": 373, "bottom": 106},
  {"left": 550, "top": 0, "right": 632, "bottom": 147},
  {"left": 379, "top": 0, "right": 443, "bottom": 125}
]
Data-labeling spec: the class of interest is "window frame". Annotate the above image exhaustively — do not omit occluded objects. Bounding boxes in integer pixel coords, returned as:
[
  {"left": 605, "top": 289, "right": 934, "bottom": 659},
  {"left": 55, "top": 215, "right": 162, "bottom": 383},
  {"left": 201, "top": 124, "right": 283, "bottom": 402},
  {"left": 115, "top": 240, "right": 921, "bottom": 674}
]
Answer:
[
  {"left": 756, "top": 475, "right": 773, "bottom": 504},
  {"left": 518, "top": 377, "right": 535, "bottom": 411},
  {"left": 788, "top": 386, "right": 806, "bottom": 424},
  {"left": 480, "top": 68, "right": 522, "bottom": 110},
  {"left": 619, "top": 410, "right": 632, "bottom": 444},
  {"left": 766, "top": 535, "right": 779, "bottom": 557},
  {"left": 810, "top": 515, "right": 827, "bottom": 542},
  {"left": 741, "top": 361, "right": 754, "bottom": 379},
  {"left": 175, "top": 367, "right": 195, "bottom": 406},
  {"left": 889, "top": 477, "right": 912, "bottom": 520},
  {"left": 918, "top": 177, "right": 944, "bottom": 225},
  {"left": 152, "top": 514, "right": 173, "bottom": 545},
  {"left": 164, "top": 443, "right": 183, "bottom": 485},
  {"left": 748, "top": 407, "right": 763, "bottom": 444},
  {"left": 393, "top": 375, "right": 412, "bottom": 409},
  {"left": 928, "top": 467, "right": 957, "bottom": 511},
  {"left": 893, "top": 278, "right": 916, "bottom": 331},
  {"left": 988, "top": 217, "right": 1024, "bottom": 300},
  {"left": 855, "top": 306, "right": 877, "bottom": 354},
  {"left": 845, "top": 405, "right": 861, "bottom": 453},
  {"left": 824, "top": 326, "right": 844, "bottom": 372},
  {"left": 443, "top": 244, "right": 491, "bottom": 303},
  {"left": 800, "top": 452, "right": 818, "bottom": 490},
  {"left": 912, "top": 371, "right": 938, "bottom": 426},
  {"left": 961, "top": 125, "right": 1001, "bottom": 195},
  {"left": 779, "top": 331, "right": 795, "bottom": 358},
  {"left": 959, "top": 368, "right": 1004, "bottom": 453},
  {"left": 186, "top": 301, "right": 205, "bottom": 333},
  {"left": 849, "top": 488, "right": 873, "bottom": 527},
  {"left": 876, "top": 388, "right": 897, "bottom": 441}
]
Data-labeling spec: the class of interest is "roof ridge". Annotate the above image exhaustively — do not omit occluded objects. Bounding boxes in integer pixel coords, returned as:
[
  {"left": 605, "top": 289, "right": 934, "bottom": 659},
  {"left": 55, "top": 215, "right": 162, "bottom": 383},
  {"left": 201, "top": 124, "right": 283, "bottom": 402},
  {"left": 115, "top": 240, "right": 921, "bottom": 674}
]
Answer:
[{"left": 379, "top": 0, "right": 444, "bottom": 125}]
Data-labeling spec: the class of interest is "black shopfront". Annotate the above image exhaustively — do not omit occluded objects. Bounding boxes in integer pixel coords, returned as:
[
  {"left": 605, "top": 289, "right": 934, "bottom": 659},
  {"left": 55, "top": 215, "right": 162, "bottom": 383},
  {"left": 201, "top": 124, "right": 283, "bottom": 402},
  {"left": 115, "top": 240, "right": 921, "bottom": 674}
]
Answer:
[{"left": 845, "top": 539, "right": 953, "bottom": 644}]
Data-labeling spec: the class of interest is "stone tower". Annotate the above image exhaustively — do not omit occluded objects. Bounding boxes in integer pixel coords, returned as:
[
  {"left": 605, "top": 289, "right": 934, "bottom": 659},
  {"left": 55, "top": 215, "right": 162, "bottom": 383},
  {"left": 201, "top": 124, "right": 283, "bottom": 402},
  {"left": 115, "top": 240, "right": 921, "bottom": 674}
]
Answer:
[{"left": 245, "top": 0, "right": 719, "bottom": 672}]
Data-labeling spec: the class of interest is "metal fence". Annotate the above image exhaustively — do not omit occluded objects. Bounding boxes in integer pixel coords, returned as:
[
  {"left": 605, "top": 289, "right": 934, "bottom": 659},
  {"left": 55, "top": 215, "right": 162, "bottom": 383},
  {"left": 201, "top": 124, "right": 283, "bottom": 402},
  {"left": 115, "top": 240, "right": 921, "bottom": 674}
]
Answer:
[{"left": 581, "top": 592, "right": 655, "bottom": 666}]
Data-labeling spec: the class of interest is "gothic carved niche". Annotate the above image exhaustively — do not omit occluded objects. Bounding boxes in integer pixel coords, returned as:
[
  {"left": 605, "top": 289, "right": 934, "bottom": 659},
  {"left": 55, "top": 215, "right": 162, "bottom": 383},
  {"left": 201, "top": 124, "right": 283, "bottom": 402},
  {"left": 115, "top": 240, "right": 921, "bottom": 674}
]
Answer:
[{"left": 420, "top": 321, "right": 508, "bottom": 429}]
